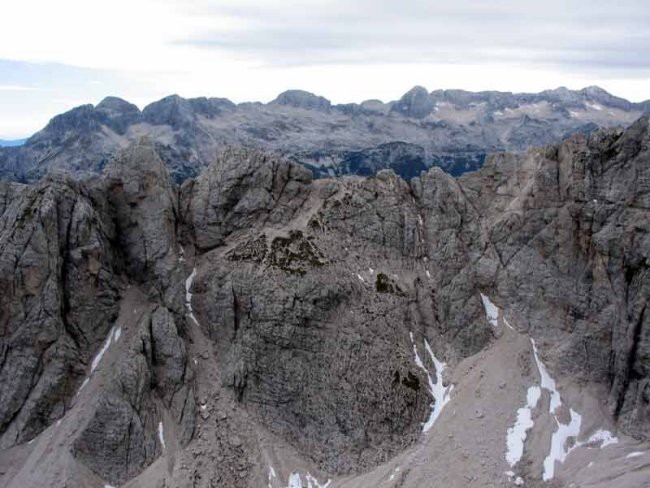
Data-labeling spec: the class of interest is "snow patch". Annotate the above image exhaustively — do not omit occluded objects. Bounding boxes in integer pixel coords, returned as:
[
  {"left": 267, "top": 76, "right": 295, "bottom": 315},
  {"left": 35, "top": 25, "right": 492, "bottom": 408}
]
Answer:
[
  {"left": 356, "top": 273, "right": 365, "bottom": 283},
  {"left": 185, "top": 268, "right": 200, "bottom": 326},
  {"left": 505, "top": 471, "right": 524, "bottom": 486},
  {"left": 185, "top": 268, "right": 197, "bottom": 311},
  {"left": 506, "top": 386, "right": 541, "bottom": 466},
  {"left": 286, "top": 473, "right": 302, "bottom": 488},
  {"left": 422, "top": 340, "right": 452, "bottom": 431},
  {"left": 91, "top": 325, "right": 119, "bottom": 372},
  {"left": 179, "top": 244, "right": 186, "bottom": 262},
  {"left": 480, "top": 293, "right": 499, "bottom": 327},
  {"left": 158, "top": 421, "right": 165, "bottom": 450},
  {"left": 409, "top": 332, "right": 426, "bottom": 371},
  {"left": 583, "top": 429, "right": 618, "bottom": 448},
  {"left": 104, "top": 485, "right": 116, "bottom": 488},
  {"left": 543, "top": 408, "right": 582, "bottom": 481},
  {"left": 530, "top": 338, "right": 582, "bottom": 480},
  {"left": 76, "top": 377, "right": 90, "bottom": 396},
  {"left": 425, "top": 270, "right": 431, "bottom": 278},
  {"left": 626, "top": 451, "right": 644, "bottom": 459},
  {"left": 305, "top": 473, "right": 331, "bottom": 488},
  {"left": 531, "top": 340, "right": 561, "bottom": 414},
  {"left": 505, "top": 338, "right": 622, "bottom": 480},
  {"left": 77, "top": 325, "right": 122, "bottom": 396},
  {"left": 409, "top": 332, "right": 453, "bottom": 432}
]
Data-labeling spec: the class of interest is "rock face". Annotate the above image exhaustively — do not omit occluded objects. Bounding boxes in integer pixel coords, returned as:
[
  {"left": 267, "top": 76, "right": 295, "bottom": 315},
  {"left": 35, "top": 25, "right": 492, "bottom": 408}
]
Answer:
[
  {"left": 104, "top": 139, "right": 180, "bottom": 283},
  {"left": 272, "top": 89, "right": 332, "bottom": 112},
  {"left": 391, "top": 86, "right": 436, "bottom": 118},
  {"left": 182, "top": 148, "right": 312, "bottom": 251},
  {"left": 0, "top": 117, "right": 648, "bottom": 487},
  {"left": 461, "top": 116, "right": 650, "bottom": 437},
  {"left": 1, "top": 86, "right": 647, "bottom": 183},
  {"left": 0, "top": 174, "right": 120, "bottom": 448},
  {"left": 0, "top": 144, "right": 196, "bottom": 486},
  {"left": 72, "top": 304, "right": 195, "bottom": 486},
  {"left": 333, "top": 142, "right": 428, "bottom": 179}
]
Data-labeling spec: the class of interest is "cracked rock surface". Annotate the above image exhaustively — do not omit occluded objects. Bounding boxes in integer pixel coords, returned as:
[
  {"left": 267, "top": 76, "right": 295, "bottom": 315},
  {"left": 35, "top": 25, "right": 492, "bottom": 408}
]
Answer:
[{"left": 0, "top": 118, "right": 648, "bottom": 487}]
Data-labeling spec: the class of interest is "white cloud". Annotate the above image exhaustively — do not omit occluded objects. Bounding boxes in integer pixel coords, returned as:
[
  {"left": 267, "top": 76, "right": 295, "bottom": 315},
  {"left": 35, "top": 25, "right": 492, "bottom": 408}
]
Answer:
[{"left": 0, "top": 85, "right": 38, "bottom": 91}]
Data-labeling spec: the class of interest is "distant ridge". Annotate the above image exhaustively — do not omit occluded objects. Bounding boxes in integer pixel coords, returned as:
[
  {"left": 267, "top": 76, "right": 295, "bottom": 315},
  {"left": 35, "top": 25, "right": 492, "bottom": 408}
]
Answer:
[
  {"left": 0, "top": 139, "right": 26, "bottom": 147},
  {"left": 0, "top": 85, "right": 647, "bottom": 183}
]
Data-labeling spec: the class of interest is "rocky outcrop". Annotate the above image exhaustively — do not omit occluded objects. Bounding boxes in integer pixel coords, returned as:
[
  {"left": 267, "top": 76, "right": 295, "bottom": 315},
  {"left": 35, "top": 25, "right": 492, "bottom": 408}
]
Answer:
[
  {"left": 390, "top": 86, "right": 436, "bottom": 119},
  {"left": 104, "top": 139, "right": 180, "bottom": 284},
  {"left": 0, "top": 143, "right": 195, "bottom": 481},
  {"left": 272, "top": 90, "right": 332, "bottom": 112},
  {"left": 181, "top": 148, "right": 312, "bottom": 251},
  {"left": 72, "top": 304, "right": 195, "bottom": 486},
  {"left": 461, "top": 115, "right": 650, "bottom": 438},
  {"left": 0, "top": 174, "right": 121, "bottom": 448}
]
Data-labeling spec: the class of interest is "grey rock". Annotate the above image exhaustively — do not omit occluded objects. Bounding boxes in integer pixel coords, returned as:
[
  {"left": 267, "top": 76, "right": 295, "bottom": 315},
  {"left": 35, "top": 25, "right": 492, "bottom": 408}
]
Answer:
[
  {"left": 272, "top": 89, "right": 331, "bottom": 112},
  {"left": 182, "top": 147, "right": 312, "bottom": 251},
  {"left": 0, "top": 174, "right": 120, "bottom": 448},
  {"left": 391, "top": 86, "right": 436, "bottom": 119},
  {"left": 73, "top": 304, "right": 195, "bottom": 486},
  {"left": 460, "top": 115, "right": 650, "bottom": 438},
  {"left": 1, "top": 116, "right": 649, "bottom": 486},
  {"left": 1, "top": 86, "right": 647, "bottom": 183},
  {"left": 104, "top": 139, "right": 180, "bottom": 283}
]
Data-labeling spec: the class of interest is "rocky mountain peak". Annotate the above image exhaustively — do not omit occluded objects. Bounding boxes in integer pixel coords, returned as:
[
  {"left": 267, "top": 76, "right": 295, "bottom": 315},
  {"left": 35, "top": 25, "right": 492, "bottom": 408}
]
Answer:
[
  {"left": 37, "top": 103, "right": 99, "bottom": 139},
  {"left": 142, "top": 94, "right": 197, "bottom": 129},
  {"left": 96, "top": 96, "right": 140, "bottom": 114},
  {"left": 272, "top": 89, "right": 332, "bottom": 111},
  {"left": 1, "top": 85, "right": 648, "bottom": 188},
  {"left": 391, "top": 85, "right": 435, "bottom": 118},
  {"left": 95, "top": 96, "right": 142, "bottom": 134},
  {"left": 187, "top": 96, "right": 236, "bottom": 118}
]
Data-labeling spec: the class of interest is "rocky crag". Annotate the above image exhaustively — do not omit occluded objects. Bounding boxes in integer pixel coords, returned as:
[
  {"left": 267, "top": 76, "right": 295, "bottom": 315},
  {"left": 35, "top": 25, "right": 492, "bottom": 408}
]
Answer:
[
  {"left": 0, "top": 117, "right": 648, "bottom": 487},
  {"left": 0, "top": 86, "right": 647, "bottom": 183}
]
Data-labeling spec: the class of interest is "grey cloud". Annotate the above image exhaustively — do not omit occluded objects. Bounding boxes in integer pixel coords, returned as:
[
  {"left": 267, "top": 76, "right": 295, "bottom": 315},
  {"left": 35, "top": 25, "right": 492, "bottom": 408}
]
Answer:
[{"left": 177, "top": 0, "right": 650, "bottom": 75}]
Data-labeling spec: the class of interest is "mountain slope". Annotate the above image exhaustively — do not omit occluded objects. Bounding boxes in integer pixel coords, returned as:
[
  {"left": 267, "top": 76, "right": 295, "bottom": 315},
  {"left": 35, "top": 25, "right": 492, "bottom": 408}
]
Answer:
[{"left": 0, "top": 117, "right": 648, "bottom": 487}]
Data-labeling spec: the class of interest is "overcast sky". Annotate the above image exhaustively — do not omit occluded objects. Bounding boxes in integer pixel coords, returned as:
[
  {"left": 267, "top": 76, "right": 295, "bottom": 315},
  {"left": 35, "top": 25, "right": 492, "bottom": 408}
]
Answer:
[{"left": 1, "top": 0, "right": 649, "bottom": 138}]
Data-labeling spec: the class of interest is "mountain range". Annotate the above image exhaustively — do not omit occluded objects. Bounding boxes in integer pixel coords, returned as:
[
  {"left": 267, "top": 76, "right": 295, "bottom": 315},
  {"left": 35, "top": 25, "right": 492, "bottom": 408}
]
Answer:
[
  {"left": 0, "top": 85, "right": 647, "bottom": 183},
  {"left": 0, "top": 108, "right": 648, "bottom": 487}
]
